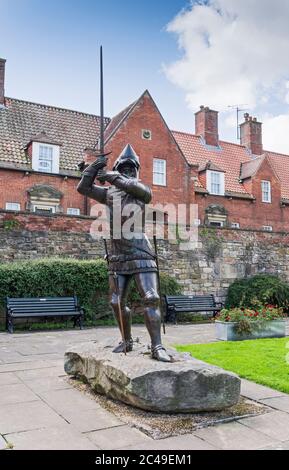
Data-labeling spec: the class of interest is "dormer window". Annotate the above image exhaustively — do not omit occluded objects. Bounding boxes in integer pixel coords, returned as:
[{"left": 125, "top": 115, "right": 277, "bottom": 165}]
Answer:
[
  {"left": 27, "top": 132, "right": 61, "bottom": 174},
  {"left": 32, "top": 142, "right": 60, "bottom": 174},
  {"left": 207, "top": 170, "right": 225, "bottom": 196},
  {"left": 39, "top": 145, "right": 53, "bottom": 173}
]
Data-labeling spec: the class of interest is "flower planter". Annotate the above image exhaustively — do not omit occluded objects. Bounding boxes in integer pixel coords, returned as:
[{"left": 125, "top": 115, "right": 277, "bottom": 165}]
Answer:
[{"left": 215, "top": 320, "right": 286, "bottom": 341}]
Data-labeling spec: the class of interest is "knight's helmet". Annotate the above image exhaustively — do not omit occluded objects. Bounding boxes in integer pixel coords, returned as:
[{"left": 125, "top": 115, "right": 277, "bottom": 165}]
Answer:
[{"left": 112, "top": 144, "right": 140, "bottom": 172}]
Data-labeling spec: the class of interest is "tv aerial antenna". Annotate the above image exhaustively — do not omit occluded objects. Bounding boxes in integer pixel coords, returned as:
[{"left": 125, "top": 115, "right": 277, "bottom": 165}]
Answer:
[{"left": 228, "top": 104, "right": 249, "bottom": 140}]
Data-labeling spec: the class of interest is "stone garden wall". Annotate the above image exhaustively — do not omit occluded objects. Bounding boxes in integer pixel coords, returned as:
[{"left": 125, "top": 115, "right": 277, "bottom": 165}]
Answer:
[{"left": 1, "top": 211, "right": 289, "bottom": 305}]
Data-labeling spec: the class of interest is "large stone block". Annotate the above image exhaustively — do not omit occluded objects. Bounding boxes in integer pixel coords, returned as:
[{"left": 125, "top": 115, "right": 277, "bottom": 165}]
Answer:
[{"left": 64, "top": 341, "right": 240, "bottom": 413}]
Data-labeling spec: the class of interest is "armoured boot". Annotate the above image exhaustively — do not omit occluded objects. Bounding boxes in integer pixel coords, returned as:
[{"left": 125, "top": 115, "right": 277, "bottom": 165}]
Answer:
[
  {"left": 111, "top": 304, "right": 133, "bottom": 354},
  {"left": 113, "top": 338, "right": 134, "bottom": 354},
  {"left": 151, "top": 344, "right": 171, "bottom": 363}
]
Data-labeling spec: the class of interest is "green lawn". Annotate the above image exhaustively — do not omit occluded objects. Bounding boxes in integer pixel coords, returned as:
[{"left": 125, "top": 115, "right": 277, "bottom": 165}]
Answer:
[{"left": 176, "top": 337, "right": 289, "bottom": 394}]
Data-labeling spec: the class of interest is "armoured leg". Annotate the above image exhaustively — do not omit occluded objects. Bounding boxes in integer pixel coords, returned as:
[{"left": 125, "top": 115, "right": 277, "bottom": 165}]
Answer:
[
  {"left": 134, "top": 272, "right": 170, "bottom": 362},
  {"left": 109, "top": 274, "right": 133, "bottom": 353}
]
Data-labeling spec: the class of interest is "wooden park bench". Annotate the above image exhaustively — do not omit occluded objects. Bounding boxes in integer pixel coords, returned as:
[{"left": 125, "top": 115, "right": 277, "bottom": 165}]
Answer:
[
  {"left": 6, "top": 296, "right": 84, "bottom": 333},
  {"left": 164, "top": 294, "right": 223, "bottom": 324}
]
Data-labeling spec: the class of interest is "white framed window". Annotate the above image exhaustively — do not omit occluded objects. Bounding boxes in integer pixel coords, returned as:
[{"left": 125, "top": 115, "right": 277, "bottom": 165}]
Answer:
[
  {"left": 32, "top": 142, "right": 60, "bottom": 174},
  {"left": 32, "top": 204, "right": 56, "bottom": 214},
  {"left": 261, "top": 181, "right": 271, "bottom": 203},
  {"left": 6, "top": 202, "right": 20, "bottom": 211},
  {"left": 209, "top": 221, "right": 224, "bottom": 227},
  {"left": 207, "top": 170, "right": 225, "bottom": 196},
  {"left": 39, "top": 145, "right": 53, "bottom": 173},
  {"left": 67, "top": 208, "right": 80, "bottom": 216},
  {"left": 231, "top": 222, "right": 240, "bottom": 229},
  {"left": 263, "top": 225, "right": 273, "bottom": 232},
  {"left": 153, "top": 159, "right": 166, "bottom": 186}
]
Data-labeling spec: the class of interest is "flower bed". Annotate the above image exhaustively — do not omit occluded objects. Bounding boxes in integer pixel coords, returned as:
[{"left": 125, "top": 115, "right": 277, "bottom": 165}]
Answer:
[{"left": 215, "top": 305, "right": 286, "bottom": 341}]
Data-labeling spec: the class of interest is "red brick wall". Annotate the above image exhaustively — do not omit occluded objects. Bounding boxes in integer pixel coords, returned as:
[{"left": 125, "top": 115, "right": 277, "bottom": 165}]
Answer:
[
  {"left": 0, "top": 170, "right": 85, "bottom": 214},
  {"left": 195, "top": 106, "right": 219, "bottom": 147},
  {"left": 193, "top": 151, "right": 285, "bottom": 232},
  {"left": 103, "top": 92, "right": 192, "bottom": 213},
  {"left": 240, "top": 115, "right": 263, "bottom": 155},
  {"left": 0, "top": 209, "right": 95, "bottom": 233},
  {"left": 196, "top": 157, "right": 289, "bottom": 231}
]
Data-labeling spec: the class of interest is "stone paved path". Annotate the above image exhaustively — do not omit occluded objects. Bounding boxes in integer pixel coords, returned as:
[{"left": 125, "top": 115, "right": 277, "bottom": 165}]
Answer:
[{"left": 0, "top": 322, "right": 289, "bottom": 450}]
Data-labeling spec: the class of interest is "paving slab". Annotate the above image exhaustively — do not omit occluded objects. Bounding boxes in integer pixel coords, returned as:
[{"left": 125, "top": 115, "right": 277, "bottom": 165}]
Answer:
[
  {"left": 0, "top": 383, "right": 39, "bottom": 406},
  {"left": 260, "top": 397, "right": 289, "bottom": 413},
  {"left": 261, "top": 441, "right": 289, "bottom": 450},
  {"left": 0, "top": 360, "right": 62, "bottom": 373},
  {"left": 15, "top": 366, "right": 65, "bottom": 381},
  {"left": 193, "top": 421, "right": 279, "bottom": 450},
  {"left": 0, "top": 352, "right": 41, "bottom": 364},
  {"left": 0, "top": 372, "right": 21, "bottom": 386},
  {"left": 122, "top": 434, "right": 218, "bottom": 450},
  {"left": 87, "top": 425, "right": 151, "bottom": 450},
  {"left": 0, "top": 400, "right": 67, "bottom": 435},
  {"left": 7, "top": 424, "right": 99, "bottom": 450},
  {"left": 0, "top": 434, "right": 7, "bottom": 450},
  {"left": 241, "top": 379, "right": 287, "bottom": 401},
  {"left": 238, "top": 411, "right": 289, "bottom": 442},
  {"left": 0, "top": 325, "right": 288, "bottom": 450},
  {"left": 39, "top": 388, "right": 102, "bottom": 415},
  {"left": 65, "top": 408, "right": 124, "bottom": 433},
  {"left": 21, "top": 376, "right": 73, "bottom": 394}
]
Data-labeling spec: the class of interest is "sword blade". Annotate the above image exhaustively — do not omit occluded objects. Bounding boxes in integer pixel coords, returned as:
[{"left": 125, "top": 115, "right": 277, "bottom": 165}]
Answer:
[{"left": 100, "top": 45, "right": 104, "bottom": 154}]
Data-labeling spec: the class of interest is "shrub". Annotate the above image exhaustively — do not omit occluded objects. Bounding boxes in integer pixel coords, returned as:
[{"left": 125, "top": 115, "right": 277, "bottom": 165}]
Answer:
[
  {"left": 225, "top": 274, "right": 289, "bottom": 311},
  {"left": 216, "top": 305, "right": 285, "bottom": 335},
  {"left": 0, "top": 258, "right": 182, "bottom": 325},
  {"left": 0, "top": 258, "right": 109, "bottom": 323}
]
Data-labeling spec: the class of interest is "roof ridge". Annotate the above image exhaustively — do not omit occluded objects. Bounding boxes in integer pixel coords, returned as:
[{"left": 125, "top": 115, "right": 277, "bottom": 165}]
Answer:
[
  {"left": 266, "top": 149, "right": 289, "bottom": 158},
  {"left": 172, "top": 130, "right": 248, "bottom": 150},
  {"left": 104, "top": 97, "right": 139, "bottom": 144},
  {"left": 5, "top": 97, "right": 110, "bottom": 120}
]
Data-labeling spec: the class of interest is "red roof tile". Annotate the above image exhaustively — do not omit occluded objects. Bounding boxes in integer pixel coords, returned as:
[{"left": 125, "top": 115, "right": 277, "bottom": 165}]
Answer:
[
  {"left": 267, "top": 151, "right": 289, "bottom": 200},
  {"left": 173, "top": 131, "right": 252, "bottom": 195}
]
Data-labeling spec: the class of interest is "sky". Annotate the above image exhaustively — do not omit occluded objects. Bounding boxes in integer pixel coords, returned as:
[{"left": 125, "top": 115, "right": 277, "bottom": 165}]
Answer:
[{"left": 1, "top": 0, "right": 289, "bottom": 153}]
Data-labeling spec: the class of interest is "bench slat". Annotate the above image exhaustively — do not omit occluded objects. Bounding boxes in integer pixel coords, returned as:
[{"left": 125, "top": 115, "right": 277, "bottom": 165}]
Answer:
[
  {"left": 165, "top": 294, "right": 222, "bottom": 323},
  {"left": 11, "top": 311, "right": 79, "bottom": 318},
  {"left": 6, "top": 296, "right": 84, "bottom": 333}
]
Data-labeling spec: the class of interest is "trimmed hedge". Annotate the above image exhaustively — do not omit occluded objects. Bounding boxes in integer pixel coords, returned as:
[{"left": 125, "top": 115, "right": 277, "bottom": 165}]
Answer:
[
  {"left": 225, "top": 274, "right": 289, "bottom": 311},
  {"left": 0, "top": 258, "right": 182, "bottom": 323}
]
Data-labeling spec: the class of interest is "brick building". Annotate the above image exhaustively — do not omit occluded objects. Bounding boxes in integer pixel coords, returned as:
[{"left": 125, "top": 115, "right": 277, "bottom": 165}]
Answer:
[{"left": 1, "top": 57, "right": 289, "bottom": 232}]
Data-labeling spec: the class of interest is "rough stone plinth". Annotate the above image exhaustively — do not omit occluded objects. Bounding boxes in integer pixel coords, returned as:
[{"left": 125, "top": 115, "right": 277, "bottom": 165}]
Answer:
[{"left": 64, "top": 341, "right": 241, "bottom": 413}]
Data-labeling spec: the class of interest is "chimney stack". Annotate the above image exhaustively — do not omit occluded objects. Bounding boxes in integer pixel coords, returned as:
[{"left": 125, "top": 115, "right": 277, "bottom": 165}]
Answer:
[
  {"left": 240, "top": 113, "right": 263, "bottom": 155},
  {"left": 195, "top": 106, "right": 219, "bottom": 147},
  {"left": 0, "top": 58, "right": 6, "bottom": 106}
]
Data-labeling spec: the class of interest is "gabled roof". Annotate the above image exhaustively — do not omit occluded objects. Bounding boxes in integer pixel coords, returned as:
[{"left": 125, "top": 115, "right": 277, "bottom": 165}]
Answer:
[
  {"left": 25, "top": 131, "right": 62, "bottom": 148},
  {"left": 198, "top": 160, "right": 225, "bottom": 173},
  {"left": 0, "top": 98, "right": 110, "bottom": 172},
  {"left": 266, "top": 151, "right": 289, "bottom": 200},
  {"left": 173, "top": 131, "right": 252, "bottom": 195},
  {"left": 173, "top": 130, "right": 289, "bottom": 200},
  {"left": 104, "top": 99, "right": 137, "bottom": 143},
  {"left": 104, "top": 90, "right": 189, "bottom": 168},
  {"left": 240, "top": 156, "right": 264, "bottom": 180}
]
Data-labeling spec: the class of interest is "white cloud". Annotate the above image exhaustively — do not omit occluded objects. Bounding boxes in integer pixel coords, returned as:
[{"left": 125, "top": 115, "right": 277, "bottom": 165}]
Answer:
[
  {"left": 164, "top": 0, "right": 289, "bottom": 154},
  {"left": 263, "top": 114, "right": 289, "bottom": 154}
]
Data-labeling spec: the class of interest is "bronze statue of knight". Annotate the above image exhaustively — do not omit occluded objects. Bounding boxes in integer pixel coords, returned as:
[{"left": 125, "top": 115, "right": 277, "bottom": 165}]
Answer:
[{"left": 77, "top": 144, "right": 171, "bottom": 362}]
